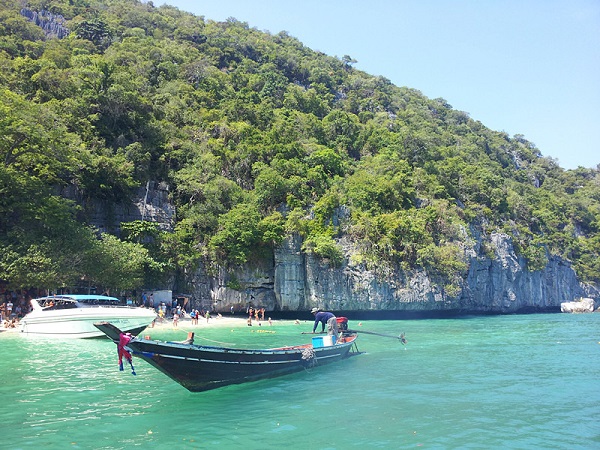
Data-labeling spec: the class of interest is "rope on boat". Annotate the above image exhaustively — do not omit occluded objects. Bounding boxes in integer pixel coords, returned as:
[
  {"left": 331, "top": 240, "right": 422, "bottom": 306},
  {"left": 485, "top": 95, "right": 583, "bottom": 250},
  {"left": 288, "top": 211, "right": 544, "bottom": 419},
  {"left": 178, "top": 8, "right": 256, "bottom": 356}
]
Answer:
[{"left": 301, "top": 347, "right": 316, "bottom": 368}]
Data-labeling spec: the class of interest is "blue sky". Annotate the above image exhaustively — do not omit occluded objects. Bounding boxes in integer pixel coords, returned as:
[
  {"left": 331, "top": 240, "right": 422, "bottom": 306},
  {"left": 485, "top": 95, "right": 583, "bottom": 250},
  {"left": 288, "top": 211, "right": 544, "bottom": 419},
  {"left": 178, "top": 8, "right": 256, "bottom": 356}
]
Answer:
[{"left": 161, "top": 0, "right": 599, "bottom": 170}]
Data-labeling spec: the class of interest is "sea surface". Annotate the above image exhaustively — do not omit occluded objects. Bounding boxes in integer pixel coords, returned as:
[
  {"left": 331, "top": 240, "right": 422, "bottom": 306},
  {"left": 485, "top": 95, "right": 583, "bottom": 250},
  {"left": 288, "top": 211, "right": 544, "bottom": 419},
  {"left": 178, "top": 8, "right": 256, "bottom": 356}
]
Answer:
[{"left": 1, "top": 313, "right": 599, "bottom": 449}]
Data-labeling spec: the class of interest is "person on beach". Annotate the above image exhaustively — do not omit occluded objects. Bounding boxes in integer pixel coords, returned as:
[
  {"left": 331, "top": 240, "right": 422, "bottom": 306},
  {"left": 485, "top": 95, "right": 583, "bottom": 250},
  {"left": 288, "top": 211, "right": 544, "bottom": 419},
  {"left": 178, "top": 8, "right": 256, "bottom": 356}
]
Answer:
[{"left": 311, "top": 308, "right": 338, "bottom": 336}]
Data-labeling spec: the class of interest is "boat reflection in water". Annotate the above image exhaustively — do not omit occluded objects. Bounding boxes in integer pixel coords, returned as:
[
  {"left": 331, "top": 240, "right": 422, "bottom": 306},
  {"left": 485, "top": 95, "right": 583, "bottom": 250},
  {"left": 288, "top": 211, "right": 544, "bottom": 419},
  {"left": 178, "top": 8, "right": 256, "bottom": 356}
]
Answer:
[
  {"left": 19, "top": 295, "right": 157, "bottom": 338},
  {"left": 94, "top": 321, "right": 360, "bottom": 392}
]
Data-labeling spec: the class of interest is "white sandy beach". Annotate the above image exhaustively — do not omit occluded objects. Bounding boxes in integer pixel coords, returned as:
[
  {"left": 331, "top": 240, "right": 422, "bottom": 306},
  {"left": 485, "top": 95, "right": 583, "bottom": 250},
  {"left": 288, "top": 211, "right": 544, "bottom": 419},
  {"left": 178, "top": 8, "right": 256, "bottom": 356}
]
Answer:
[
  {"left": 0, "top": 314, "right": 312, "bottom": 335},
  {"left": 148, "top": 315, "right": 309, "bottom": 330},
  {"left": 150, "top": 315, "right": 249, "bottom": 330}
]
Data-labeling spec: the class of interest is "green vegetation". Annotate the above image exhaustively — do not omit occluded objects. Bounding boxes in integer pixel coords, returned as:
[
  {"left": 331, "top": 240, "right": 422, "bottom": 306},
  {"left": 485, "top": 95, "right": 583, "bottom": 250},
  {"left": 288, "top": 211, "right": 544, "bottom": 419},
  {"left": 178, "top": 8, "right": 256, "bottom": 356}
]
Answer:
[{"left": 1, "top": 0, "right": 598, "bottom": 294}]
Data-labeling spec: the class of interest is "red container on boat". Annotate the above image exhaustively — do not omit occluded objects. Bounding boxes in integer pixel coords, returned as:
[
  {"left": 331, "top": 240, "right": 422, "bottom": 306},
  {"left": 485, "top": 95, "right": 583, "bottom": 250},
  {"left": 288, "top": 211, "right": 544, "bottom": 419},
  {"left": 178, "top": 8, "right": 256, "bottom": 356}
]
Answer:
[{"left": 336, "top": 317, "right": 348, "bottom": 331}]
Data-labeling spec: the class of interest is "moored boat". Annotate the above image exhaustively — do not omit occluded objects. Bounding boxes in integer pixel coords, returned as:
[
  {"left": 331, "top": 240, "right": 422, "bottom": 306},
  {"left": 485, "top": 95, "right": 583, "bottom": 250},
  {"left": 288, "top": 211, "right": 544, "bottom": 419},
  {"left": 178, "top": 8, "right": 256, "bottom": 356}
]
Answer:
[
  {"left": 19, "top": 295, "right": 157, "bottom": 338},
  {"left": 94, "top": 321, "right": 360, "bottom": 392}
]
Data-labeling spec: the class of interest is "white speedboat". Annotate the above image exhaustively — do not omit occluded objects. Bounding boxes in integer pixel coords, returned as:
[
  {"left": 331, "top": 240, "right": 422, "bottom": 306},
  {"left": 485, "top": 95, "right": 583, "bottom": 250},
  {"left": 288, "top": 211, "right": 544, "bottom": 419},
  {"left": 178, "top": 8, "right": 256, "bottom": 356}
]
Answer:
[{"left": 19, "top": 295, "right": 157, "bottom": 338}]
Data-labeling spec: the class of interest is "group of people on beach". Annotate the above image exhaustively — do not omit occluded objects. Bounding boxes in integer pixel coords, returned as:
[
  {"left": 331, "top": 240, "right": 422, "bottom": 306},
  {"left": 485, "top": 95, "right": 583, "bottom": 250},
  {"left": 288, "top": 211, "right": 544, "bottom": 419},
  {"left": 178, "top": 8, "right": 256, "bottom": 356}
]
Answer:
[
  {"left": 247, "top": 306, "right": 266, "bottom": 322},
  {"left": 1, "top": 316, "right": 19, "bottom": 329},
  {"left": 246, "top": 306, "right": 272, "bottom": 327},
  {"left": 0, "top": 295, "right": 31, "bottom": 329},
  {"left": 187, "top": 309, "right": 219, "bottom": 325},
  {"left": 155, "top": 306, "right": 222, "bottom": 327}
]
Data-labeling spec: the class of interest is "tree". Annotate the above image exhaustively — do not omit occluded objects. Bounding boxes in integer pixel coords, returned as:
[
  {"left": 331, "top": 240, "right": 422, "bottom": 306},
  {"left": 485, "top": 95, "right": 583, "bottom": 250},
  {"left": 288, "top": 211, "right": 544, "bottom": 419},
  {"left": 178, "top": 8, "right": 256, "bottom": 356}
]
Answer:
[
  {"left": 87, "top": 233, "right": 153, "bottom": 291},
  {"left": 209, "top": 203, "right": 260, "bottom": 264},
  {"left": 0, "top": 166, "right": 100, "bottom": 289},
  {"left": 73, "top": 18, "right": 113, "bottom": 51},
  {"left": 0, "top": 89, "right": 78, "bottom": 179},
  {"left": 253, "top": 162, "right": 289, "bottom": 211}
]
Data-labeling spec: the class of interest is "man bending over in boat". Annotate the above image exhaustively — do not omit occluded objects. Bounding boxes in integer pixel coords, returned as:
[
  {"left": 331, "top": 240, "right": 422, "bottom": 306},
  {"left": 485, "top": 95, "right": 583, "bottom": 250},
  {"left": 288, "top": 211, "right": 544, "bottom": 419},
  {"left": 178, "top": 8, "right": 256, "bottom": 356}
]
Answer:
[{"left": 311, "top": 308, "right": 339, "bottom": 336}]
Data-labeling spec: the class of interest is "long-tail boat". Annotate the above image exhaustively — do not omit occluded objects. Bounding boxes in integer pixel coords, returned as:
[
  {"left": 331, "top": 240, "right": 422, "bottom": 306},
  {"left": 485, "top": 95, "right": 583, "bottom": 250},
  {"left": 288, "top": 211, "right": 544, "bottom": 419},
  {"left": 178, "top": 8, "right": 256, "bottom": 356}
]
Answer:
[{"left": 94, "top": 320, "right": 359, "bottom": 392}]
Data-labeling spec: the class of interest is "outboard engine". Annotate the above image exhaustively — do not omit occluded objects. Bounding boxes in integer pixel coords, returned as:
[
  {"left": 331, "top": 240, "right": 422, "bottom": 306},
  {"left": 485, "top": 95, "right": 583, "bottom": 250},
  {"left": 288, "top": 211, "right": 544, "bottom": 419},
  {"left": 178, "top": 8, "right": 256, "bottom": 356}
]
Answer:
[{"left": 336, "top": 316, "right": 349, "bottom": 331}]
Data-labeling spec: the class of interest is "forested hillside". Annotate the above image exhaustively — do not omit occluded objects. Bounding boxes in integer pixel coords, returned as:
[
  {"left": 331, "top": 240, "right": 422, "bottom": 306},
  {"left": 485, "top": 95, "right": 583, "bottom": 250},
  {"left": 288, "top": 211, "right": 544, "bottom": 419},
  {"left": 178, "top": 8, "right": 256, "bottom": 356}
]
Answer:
[{"left": 1, "top": 0, "right": 598, "bottom": 296}]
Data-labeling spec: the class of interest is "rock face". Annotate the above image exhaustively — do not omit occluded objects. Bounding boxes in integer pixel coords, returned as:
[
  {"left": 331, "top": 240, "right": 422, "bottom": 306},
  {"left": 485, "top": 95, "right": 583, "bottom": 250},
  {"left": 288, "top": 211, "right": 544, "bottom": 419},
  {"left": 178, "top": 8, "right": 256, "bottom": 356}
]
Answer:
[
  {"left": 460, "top": 232, "right": 588, "bottom": 312},
  {"left": 20, "top": 9, "right": 69, "bottom": 39},
  {"left": 560, "top": 298, "right": 596, "bottom": 313},
  {"left": 63, "top": 181, "right": 175, "bottom": 235},
  {"left": 189, "top": 258, "right": 277, "bottom": 313},
  {"left": 91, "top": 184, "right": 598, "bottom": 313},
  {"left": 191, "top": 231, "right": 599, "bottom": 314}
]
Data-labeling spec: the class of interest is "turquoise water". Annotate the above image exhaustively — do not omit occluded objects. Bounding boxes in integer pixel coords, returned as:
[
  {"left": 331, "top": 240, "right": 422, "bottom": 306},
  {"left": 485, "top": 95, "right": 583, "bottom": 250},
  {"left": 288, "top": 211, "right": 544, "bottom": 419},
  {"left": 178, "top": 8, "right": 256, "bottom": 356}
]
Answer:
[{"left": 1, "top": 314, "right": 599, "bottom": 449}]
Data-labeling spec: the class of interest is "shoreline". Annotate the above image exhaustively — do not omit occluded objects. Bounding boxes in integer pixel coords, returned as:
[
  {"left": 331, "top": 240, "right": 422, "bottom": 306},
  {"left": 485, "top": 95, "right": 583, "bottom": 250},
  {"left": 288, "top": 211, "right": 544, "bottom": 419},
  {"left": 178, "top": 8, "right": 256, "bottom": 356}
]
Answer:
[
  {"left": 149, "top": 315, "right": 310, "bottom": 330},
  {"left": 152, "top": 316, "right": 259, "bottom": 329},
  {"left": 0, "top": 315, "right": 311, "bottom": 335}
]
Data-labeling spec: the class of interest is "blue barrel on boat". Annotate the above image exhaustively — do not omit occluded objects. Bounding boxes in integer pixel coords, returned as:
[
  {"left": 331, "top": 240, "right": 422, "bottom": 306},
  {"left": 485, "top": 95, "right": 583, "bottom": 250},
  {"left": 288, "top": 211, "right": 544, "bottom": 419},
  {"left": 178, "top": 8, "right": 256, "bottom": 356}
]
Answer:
[{"left": 312, "top": 336, "right": 324, "bottom": 348}]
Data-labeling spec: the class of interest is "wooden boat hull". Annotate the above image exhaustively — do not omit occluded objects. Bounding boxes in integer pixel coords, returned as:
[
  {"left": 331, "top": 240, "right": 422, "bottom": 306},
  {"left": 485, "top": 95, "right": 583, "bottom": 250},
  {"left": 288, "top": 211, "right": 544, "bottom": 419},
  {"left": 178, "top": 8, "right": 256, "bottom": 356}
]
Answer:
[{"left": 94, "top": 322, "right": 358, "bottom": 392}]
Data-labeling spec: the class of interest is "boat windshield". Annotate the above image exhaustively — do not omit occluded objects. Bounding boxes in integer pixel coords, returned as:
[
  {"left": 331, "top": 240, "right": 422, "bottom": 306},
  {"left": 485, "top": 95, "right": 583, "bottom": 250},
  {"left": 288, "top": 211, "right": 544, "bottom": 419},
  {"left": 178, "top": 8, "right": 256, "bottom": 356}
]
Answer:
[
  {"left": 38, "top": 298, "right": 78, "bottom": 310},
  {"left": 76, "top": 298, "right": 121, "bottom": 306},
  {"left": 34, "top": 295, "right": 122, "bottom": 309}
]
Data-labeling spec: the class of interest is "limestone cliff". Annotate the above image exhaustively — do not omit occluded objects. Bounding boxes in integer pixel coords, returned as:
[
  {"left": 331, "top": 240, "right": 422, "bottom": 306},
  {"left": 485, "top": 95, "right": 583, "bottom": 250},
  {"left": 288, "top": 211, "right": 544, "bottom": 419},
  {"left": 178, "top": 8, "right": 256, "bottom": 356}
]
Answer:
[
  {"left": 90, "top": 186, "right": 598, "bottom": 313},
  {"left": 20, "top": 8, "right": 69, "bottom": 39},
  {"left": 192, "top": 231, "right": 598, "bottom": 314},
  {"left": 63, "top": 181, "right": 175, "bottom": 235}
]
